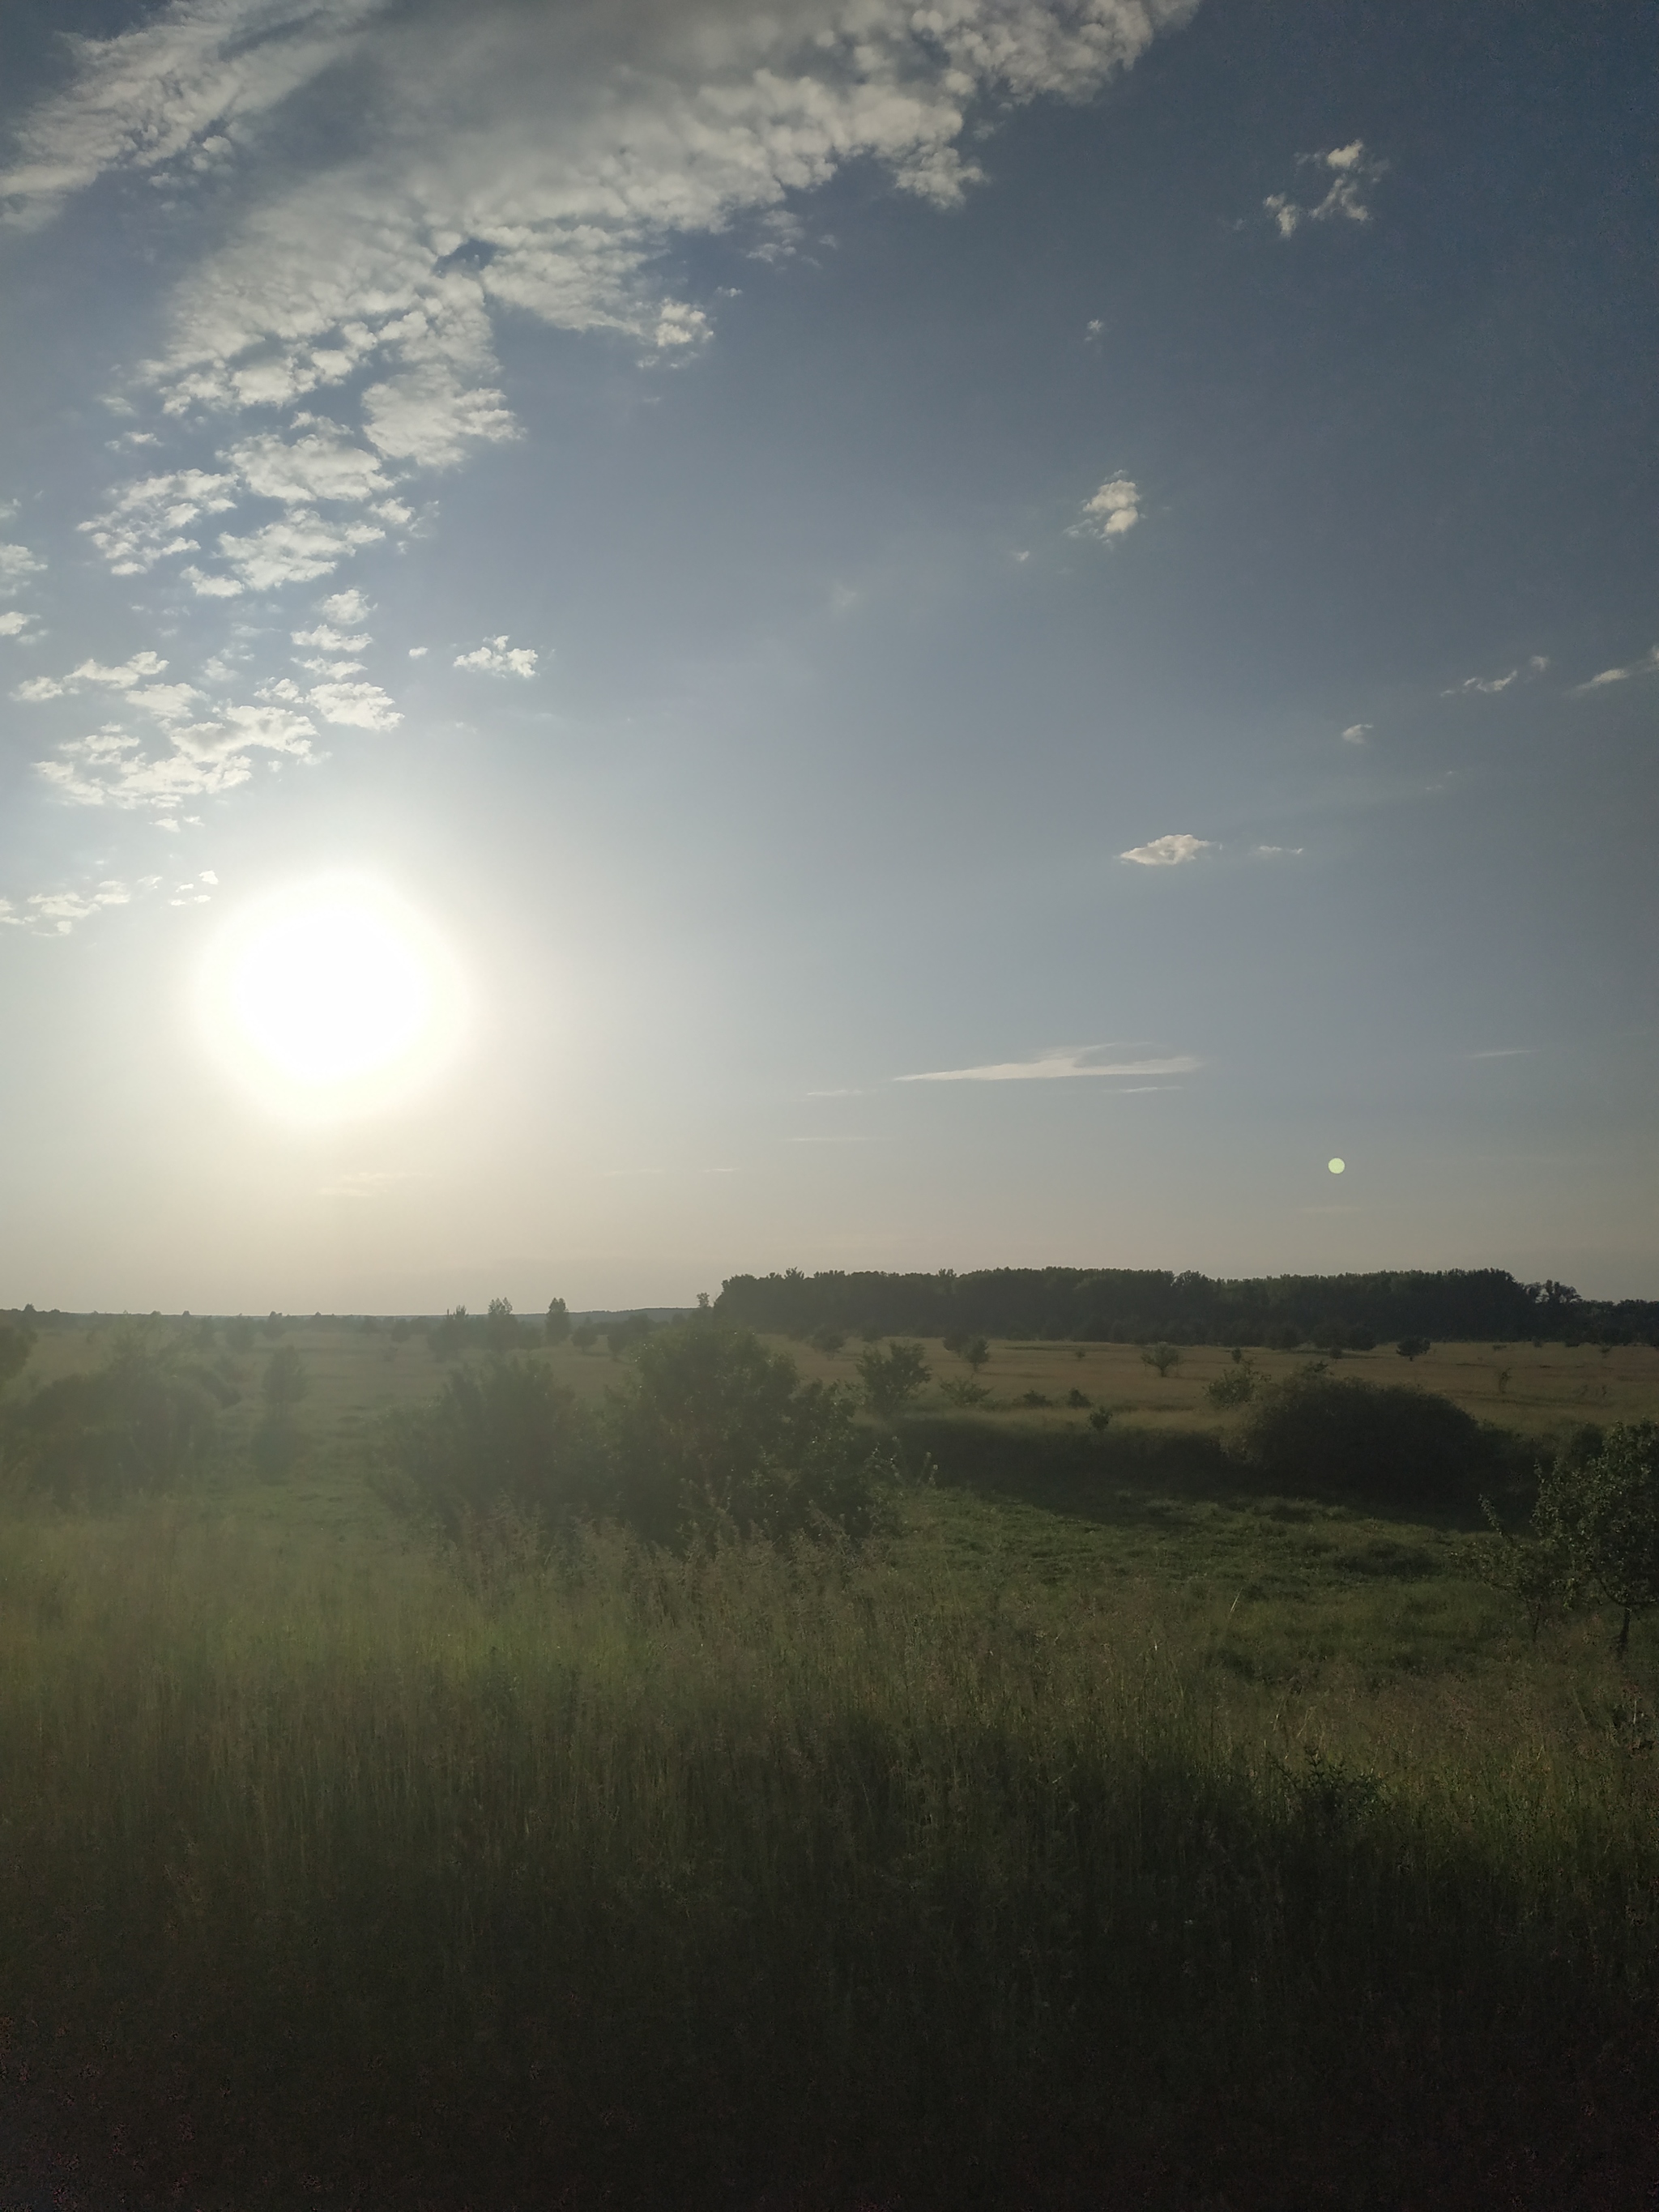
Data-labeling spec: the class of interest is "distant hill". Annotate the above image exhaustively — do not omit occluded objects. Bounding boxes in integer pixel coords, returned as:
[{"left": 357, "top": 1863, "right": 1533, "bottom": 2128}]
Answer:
[{"left": 715, "top": 1268, "right": 1659, "bottom": 1348}]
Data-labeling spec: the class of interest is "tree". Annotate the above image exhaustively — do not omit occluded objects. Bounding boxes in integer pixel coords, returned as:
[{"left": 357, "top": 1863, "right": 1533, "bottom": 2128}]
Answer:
[
  {"left": 485, "top": 1296, "right": 518, "bottom": 1351},
  {"left": 0, "top": 1320, "right": 36, "bottom": 1392},
  {"left": 607, "top": 1323, "right": 898, "bottom": 1549},
  {"left": 1141, "top": 1342, "right": 1182, "bottom": 1379},
  {"left": 855, "top": 1340, "right": 930, "bottom": 1421},
  {"left": 1533, "top": 1420, "right": 1659, "bottom": 1656},
  {"left": 262, "top": 1345, "right": 308, "bottom": 1408},
  {"left": 958, "top": 1335, "right": 991, "bottom": 1379},
  {"left": 1396, "top": 1336, "right": 1432, "bottom": 1363},
  {"left": 810, "top": 1323, "right": 847, "bottom": 1357},
  {"left": 544, "top": 1297, "right": 571, "bottom": 1346},
  {"left": 571, "top": 1323, "right": 598, "bottom": 1351}
]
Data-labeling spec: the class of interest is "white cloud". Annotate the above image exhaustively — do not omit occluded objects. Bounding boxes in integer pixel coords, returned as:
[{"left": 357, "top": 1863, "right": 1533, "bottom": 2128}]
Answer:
[
  {"left": 224, "top": 418, "right": 394, "bottom": 504},
  {"left": 211, "top": 509, "right": 386, "bottom": 591},
  {"left": 454, "top": 634, "right": 538, "bottom": 677},
  {"left": 897, "top": 1046, "right": 1201, "bottom": 1084},
  {"left": 0, "top": 0, "right": 390, "bottom": 230},
  {"left": 1265, "top": 140, "right": 1387, "bottom": 237},
  {"left": 1580, "top": 646, "right": 1659, "bottom": 690},
  {"left": 35, "top": 693, "right": 318, "bottom": 812},
  {"left": 1254, "top": 845, "right": 1303, "bottom": 856},
  {"left": 1443, "top": 654, "right": 1549, "bottom": 697},
  {"left": 307, "top": 680, "right": 401, "bottom": 730},
  {"left": 292, "top": 621, "right": 369, "bottom": 651},
  {"left": 1069, "top": 475, "right": 1140, "bottom": 540},
  {"left": 318, "top": 588, "right": 371, "bottom": 625},
  {"left": 13, "top": 650, "right": 170, "bottom": 703},
  {"left": 79, "top": 470, "right": 237, "bottom": 573},
  {"left": 0, "top": 878, "right": 137, "bottom": 936},
  {"left": 407, "top": 645, "right": 428, "bottom": 658},
  {"left": 0, "top": 610, "right": 39, "bottom": 639},
  {"left": 1341, "top": 722, "right": 1371, "bottom": 744},
  {"left": 0, "top": 540, "right": 46, "bottom": 593},
  {"left": 21, "top": 0, "right": 1193, "bottom": 506},
  {"left": 1119, "top": 833, "right": 1214, "bottom": 866}
]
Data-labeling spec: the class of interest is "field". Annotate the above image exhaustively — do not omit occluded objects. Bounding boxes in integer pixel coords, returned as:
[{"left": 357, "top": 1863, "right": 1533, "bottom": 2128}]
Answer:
[{"left": 2, "top": 1323, "right": 1659, "bottom": 2209}]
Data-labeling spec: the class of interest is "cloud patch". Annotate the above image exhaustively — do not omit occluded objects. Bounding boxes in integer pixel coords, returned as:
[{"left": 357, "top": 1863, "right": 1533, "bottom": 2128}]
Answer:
[
  {"left": 897, "top": 1045, "right": 1200, "bottom": 1084},
  {"left": 1443, "top": 655, "right": 1548, "bottom": 697},
  {"left": 1341, "top": 722, "right": 1371, "bottom": 744},
  {"left": 1265, "top": 140, "right": 1387, "bottom": 237},
  {"left": 0, "top": 540, "right": 46, "bottom": 592},
  {"left": 1580, "top": 646, "right": 1659, "bottom": 690},
  {"left": 1120, "top": 833, "right": 1213, "bottom": 866},
  {"left": 454, "top": 634, "right": 538, "bottom": 677},
  {"left": 1069, "top": 476, "right": 1141, "bottom": 540}
]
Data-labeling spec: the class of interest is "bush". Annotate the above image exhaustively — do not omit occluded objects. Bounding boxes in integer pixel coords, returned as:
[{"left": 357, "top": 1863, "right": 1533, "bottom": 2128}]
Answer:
[
  {"left": 1206, "top": 1364, "right": 1258, "bottom": 1410},
  {"left": 370, "top": 1357, "right": 605, "bottom": 1544},
  {"left": 1232, "top": 1371, "right": 1502, "bottom": 1508},
  {"left": 855, "top": 1340, "right": 930, "bottom": 1421},
  {"left": 1533, "top": 1418, "right": 1659, "bottom": 1655},
  {"left": 1, "top": 1333, "right": 221, "bottom": 1507},
  {"left": 1141, "top": 1342, "right": 1182, "bottom": 1378},
  {"left": 608, "top": 1322, "right": 900, "bottom": 1548}
]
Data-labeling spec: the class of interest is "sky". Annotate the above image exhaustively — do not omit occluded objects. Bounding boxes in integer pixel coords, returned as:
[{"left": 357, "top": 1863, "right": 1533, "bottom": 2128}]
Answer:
[{"left": 0, "top": 0, "right": 1654, "bottom": 1315}]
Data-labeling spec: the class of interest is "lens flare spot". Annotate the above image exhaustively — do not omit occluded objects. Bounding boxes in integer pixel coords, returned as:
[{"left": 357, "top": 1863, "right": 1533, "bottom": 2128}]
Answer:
[{"left": 1328, "top": 1157, "right": 1346, "bottom": 1174}]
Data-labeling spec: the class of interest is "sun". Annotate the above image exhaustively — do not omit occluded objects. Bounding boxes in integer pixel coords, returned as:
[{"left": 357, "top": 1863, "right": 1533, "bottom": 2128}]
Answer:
[{"left": 201, "top": 880, "right": 464, "bottom": 1116}]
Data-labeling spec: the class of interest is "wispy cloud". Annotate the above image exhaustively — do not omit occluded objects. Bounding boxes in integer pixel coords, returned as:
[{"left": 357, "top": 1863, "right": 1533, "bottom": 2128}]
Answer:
[
  {"left": 1578, "top": 645, "right": 1659, "bottom": 691},
  {"left": 1443, "top": 654, "right": 1548, "bottom": 697},
  {"left": 1120, "top": 833, "right": 1213, "bottom": 866},
  {"left": 318, "top": 1168, "right": 423, "bottom": 1199},
  {"left": 454, "top": 634, "right": 538, "bottom": 677},
  {"left": 1341, "top": 722, "right": 1371, "bottom": 744},
  {"left": 896, "top": 1046, "right": 1200, "bottom": 1084},
  {"left": 1254, "top": 845, "right": 1303, "bottom": 857},
  {"left": 1068, "top": 475, "right": 1141, "bottom": 540},
  {"left": 1265, "top": 140, "right": 1387, "bottom": 237},
  {"left": 0, "top": 610, "right": 41, "bottom": 639},
  {"left": 1466, "top": 1046, "right": 1535, "bottom": 1059}
]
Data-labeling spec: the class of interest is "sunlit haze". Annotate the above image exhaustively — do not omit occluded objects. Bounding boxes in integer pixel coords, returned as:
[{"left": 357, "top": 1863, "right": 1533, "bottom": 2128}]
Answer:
[{"left": 0, "top": 0, "right": 1653, "bottom": 1312}]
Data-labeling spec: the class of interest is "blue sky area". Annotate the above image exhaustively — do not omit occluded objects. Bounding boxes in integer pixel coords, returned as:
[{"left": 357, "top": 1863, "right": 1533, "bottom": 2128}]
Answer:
[{"left": 0, "top": 0, "right": 1653, "bottom": 1312}]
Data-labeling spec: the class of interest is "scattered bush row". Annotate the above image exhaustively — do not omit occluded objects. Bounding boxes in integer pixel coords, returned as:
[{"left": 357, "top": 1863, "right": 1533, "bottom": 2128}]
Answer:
[{"left": 369, "top": 1320, "right": 908, "bottom": 1554}]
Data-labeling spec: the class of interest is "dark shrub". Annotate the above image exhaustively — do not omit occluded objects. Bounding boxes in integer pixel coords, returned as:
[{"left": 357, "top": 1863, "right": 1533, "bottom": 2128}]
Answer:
[
  {"left": 371, "top": 1357, "right": 606, "bottom": 1542},
  {"left": 610, "top": 1321, "right": 900, "bottom": 1549},
  {"left": 1233, "top": 1371, "right": 1503, "bottom": 1508},
  {"left": 1, "top": 1335, "right": 220, "bottom": 1506}
]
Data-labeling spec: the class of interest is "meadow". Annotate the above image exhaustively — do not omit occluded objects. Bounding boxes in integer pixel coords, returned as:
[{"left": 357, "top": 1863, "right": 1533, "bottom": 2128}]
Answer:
[{"left": 2, "top": 1320, "right": 1658, "bottom": 2209}]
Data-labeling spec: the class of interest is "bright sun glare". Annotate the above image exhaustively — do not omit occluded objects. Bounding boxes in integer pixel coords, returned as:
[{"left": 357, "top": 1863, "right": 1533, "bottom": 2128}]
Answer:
[{"left": 203, "top": 882, "right": 463, "bottom": 1116}]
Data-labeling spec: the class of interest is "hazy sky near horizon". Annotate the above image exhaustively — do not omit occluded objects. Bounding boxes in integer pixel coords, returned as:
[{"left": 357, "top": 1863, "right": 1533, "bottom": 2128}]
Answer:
[{"left": 0, "top": 0, "right": 1654, "bottom": 1315}]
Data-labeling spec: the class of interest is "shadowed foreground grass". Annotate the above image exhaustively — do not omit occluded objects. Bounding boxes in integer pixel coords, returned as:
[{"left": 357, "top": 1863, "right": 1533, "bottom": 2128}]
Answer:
[{"left": 2, "top": 1491, "right": 1658, "bottom": 2210}]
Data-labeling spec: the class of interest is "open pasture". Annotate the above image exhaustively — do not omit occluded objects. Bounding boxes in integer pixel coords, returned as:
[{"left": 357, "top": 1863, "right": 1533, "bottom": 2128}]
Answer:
[{"left": 2, "top": 1316, "right": 1659, "bottom": 2209}]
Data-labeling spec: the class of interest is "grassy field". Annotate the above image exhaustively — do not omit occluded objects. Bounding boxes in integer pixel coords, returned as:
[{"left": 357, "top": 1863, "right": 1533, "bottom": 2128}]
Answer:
[{"left": 2, "top": 1323, "right": 1658, "bottom": 2208}]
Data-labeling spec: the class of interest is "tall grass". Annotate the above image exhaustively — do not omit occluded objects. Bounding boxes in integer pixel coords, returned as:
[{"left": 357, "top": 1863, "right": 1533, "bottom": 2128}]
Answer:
[{"left": 2, "top": 1495, "right": 1657, "bottom": 2207}]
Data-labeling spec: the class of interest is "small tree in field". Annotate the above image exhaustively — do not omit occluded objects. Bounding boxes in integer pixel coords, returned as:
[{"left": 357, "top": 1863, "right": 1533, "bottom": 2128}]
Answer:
[
  {"left": 262, "top": 1345, "right": 307, "bottom": 1408},
  {"left": 1141, "top": 1342, "right": 1182, "bottom": 1379},
  {"left": 1533, "top": 1421, "right": 1659, "bottom": 1657},
  {"left": 486, "top": 1298, "right": 518, "bottom": 1352},
  {"left": 1396, "top": 1336, "right": 1432, "bottom": 1364},
  {"left": 544, "top": 1297, "right": 570, "bottom": 1346},
  {"left": 856, "top": 1340, "right": 930, "bottom": 1421}
]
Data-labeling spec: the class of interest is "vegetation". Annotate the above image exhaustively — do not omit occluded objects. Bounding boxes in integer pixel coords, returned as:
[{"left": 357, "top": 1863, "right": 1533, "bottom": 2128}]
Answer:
[
  {"left": 2, "top": 1315, "right": 1658, "bottom": 2205},
  {"left": 717, "top": 1264, "right": 1657, "bottom": 1348},
  {"left": 1141, "top": 1339, "right": 1182, "bottom": 1378},
  {"left": 1232, "top": 1368, "right": 1512, "bottom": 1509},
  {"left": 855, "top": 1337, "right": 931, "bottom": 1421}
]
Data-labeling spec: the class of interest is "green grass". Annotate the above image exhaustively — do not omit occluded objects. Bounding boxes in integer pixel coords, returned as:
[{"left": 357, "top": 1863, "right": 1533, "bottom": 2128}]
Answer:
[{"left": 3, "top": 1334, "right": 1659, "bottom": 2207}]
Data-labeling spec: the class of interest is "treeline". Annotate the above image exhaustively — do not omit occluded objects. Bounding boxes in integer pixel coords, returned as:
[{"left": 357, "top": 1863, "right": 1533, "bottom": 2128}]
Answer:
[{"left": 716, "top": 1266, "right": 1659, "bottom": 1348}]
